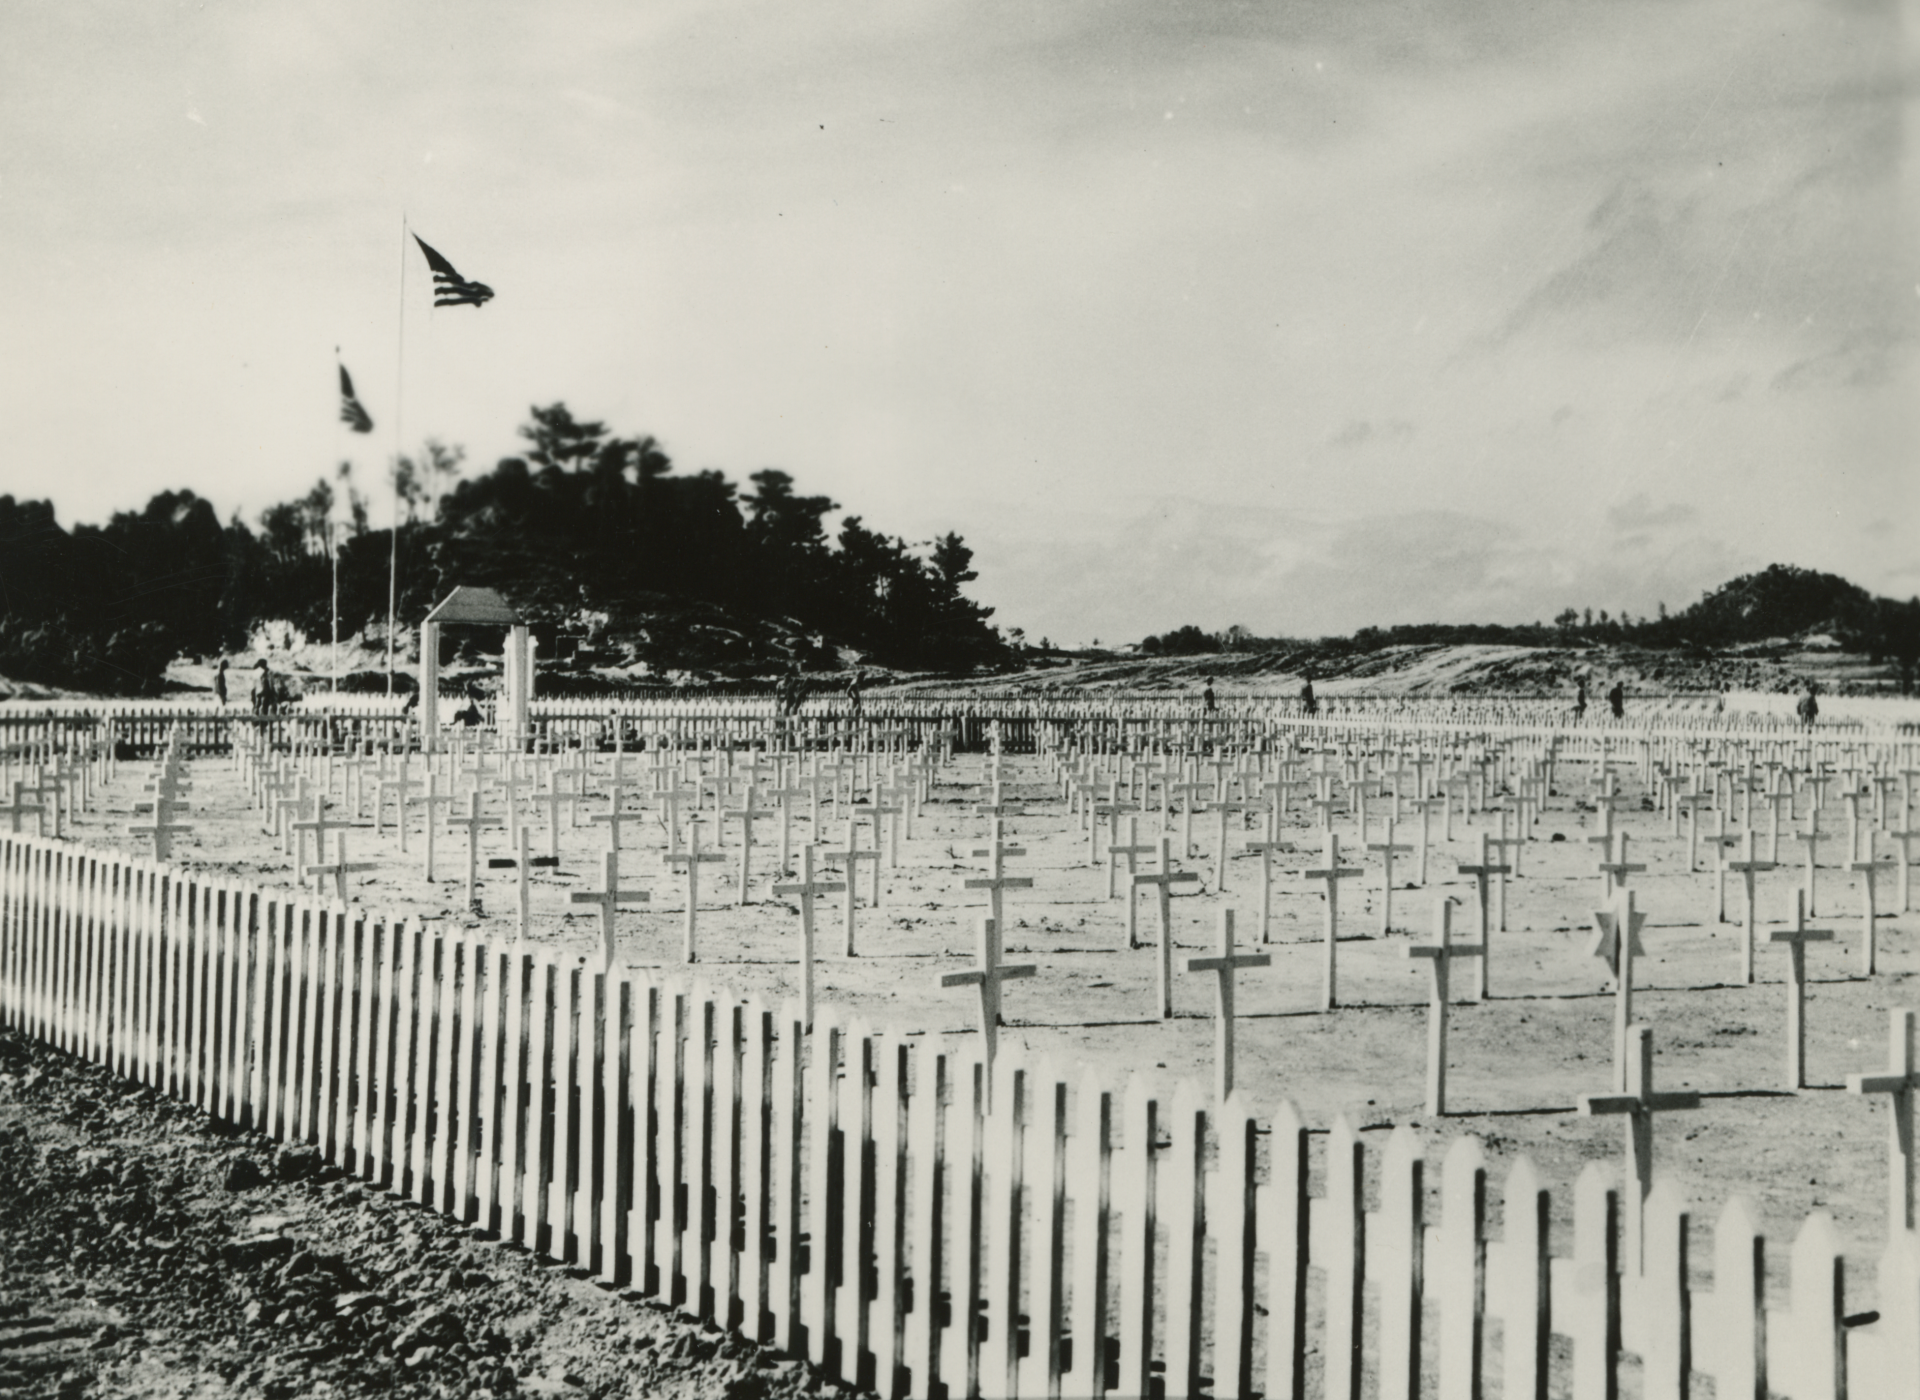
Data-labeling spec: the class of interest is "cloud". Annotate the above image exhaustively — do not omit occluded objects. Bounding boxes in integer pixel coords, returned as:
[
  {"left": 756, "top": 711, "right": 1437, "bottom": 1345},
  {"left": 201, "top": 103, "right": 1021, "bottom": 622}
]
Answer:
[
  {"left": 973, "top": 494, "right": 1752, "bottom": 642},
  {"left": 1607, "top": 493, "right": 1697, "bottom": 532},
  {"left": 1327, "top": 417, "right": 1414, "bottom": 448},
  {"left": 1770, "top": 328, "right": 1903, "bottom": 394}
]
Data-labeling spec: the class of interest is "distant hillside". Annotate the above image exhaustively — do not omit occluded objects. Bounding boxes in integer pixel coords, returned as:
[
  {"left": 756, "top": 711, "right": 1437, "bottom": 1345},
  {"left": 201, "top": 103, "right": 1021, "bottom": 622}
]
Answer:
[{"left": 1129, "top": 564, "right": 1919, "bottom": 695}]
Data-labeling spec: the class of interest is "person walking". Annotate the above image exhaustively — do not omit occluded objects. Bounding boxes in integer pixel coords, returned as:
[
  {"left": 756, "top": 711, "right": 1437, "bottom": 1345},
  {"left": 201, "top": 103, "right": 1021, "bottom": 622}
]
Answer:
[{"left": 1796, "top": 681, "right": 1819, "bottom": 727}]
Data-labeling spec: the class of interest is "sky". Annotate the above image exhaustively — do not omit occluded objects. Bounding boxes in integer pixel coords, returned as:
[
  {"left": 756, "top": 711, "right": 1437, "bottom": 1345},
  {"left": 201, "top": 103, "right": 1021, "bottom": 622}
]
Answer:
[{"left": 1, "top": 0, "right": 1915, "bottom": 645}]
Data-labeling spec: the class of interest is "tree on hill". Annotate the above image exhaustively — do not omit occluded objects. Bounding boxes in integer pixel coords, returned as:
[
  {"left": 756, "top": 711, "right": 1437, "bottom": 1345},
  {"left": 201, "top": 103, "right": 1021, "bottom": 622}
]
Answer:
[
  {"left": 1140, "top": 625, "right": 1221, "bottom": 655},
  {"left": 1674, "top": 564, "right": 1875, "bottom": 644}
]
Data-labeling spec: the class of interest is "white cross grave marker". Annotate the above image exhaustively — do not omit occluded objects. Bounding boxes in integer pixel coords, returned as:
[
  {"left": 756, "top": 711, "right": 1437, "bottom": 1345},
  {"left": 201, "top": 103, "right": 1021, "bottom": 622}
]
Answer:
[
  {"left": 1186, "top": 909, "right": 1269, "bottom": 1101},
  {"left": 1847, "top": 1007, "right": 1918, "bottom": 1234},
  {"left": 1405, "top": 896, "right": 1482, "bottom": 1115}
]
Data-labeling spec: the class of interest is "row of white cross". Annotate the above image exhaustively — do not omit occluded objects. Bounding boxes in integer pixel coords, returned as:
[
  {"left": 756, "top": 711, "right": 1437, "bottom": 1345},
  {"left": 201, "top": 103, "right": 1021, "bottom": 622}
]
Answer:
[{"left": 151, "top": 720, "right": 1920, "bottom": 1244}]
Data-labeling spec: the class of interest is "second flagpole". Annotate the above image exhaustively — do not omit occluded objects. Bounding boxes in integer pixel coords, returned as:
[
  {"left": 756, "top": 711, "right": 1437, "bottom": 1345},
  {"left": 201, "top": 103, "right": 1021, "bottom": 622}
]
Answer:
[{"left": 386, "top": 213, "right": 407, "bottom": 699}]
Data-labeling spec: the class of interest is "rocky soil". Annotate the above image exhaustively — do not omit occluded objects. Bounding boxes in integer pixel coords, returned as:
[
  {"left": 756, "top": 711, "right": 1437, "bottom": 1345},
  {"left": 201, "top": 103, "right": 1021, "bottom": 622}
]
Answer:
[{"left": 0, "top": 1031, "right": 852, "bottom": 1400}]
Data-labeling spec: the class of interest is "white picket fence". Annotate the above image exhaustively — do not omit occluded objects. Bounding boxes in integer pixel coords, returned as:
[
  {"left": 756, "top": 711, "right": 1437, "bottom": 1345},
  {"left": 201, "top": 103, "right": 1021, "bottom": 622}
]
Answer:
[{"left": 1, "top": 829, "right": 1917, "bottom": 1399}]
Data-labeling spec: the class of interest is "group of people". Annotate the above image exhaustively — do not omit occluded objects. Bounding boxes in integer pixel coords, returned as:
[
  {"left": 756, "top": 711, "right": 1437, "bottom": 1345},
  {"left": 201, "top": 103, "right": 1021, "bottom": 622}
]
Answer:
[
  {"left": 1571, "top": 678, "right": 1626, "bottom": 720},
  {"left": 775, "top": 664, "right": 865, "bottom": 717}
]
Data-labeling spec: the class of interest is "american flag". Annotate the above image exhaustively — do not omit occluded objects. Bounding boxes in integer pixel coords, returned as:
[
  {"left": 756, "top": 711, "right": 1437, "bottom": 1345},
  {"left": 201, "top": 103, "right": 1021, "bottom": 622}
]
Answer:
[
  {"left": 412, "top": 234, "right": 495, "bottom": 308},
  {"left": 338, "top": 363, "right": 374, "bottom": 433}
]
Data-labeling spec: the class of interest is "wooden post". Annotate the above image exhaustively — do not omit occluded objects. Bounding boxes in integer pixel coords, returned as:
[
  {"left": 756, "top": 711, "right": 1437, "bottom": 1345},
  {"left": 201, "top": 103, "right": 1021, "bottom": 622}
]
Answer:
[
  {"left": 1589, "top": 887, "right": 1648, "bottom": 1093},
  {"left": 448, "top": 790, "right": 503, "bottom": 912},
  {"left": 966, "top": 819, "right": 1034, "bottom": 951},
  {"left": 420, "top": 620, "right": 440, "bottom": 755},
  {"left": 726, "top": 783, "right": 775, "bottom": 907},
  {"left": 1456, "top": 831, "right": 1510, "bottom": 1001},
  {"left": 1727, "top": 829, "right": 1777, "bottom": 986},
  {"left": 1849, "top": 854, "right": 1892, "bottom": 975},
  {"left": 1186, "top": 909, "right": 1268, "bottom": 1101},
  {"left": 303, "top": 827, "right": 376, "bottom": 905},
  {"left": 1133, "top": 836, "right": 1200, "bottom": 1014},
  {"left": 1847, "top": 1007, "right": 1917, "bottom": 1234},
  {"left": 1766, "top": 889, "right": 1833, "bottom": 1090},
  {"left": 823, "top": 817, "right": 880, "bottom": 956},
  {"left": 1406, "top": 897, "right": 1481, "bottom": 1115},
  {"left": 771, "top": 846, "right": 843, "bottom": 1029},
  {"left": 1206, "top": 798, "right": 1249, "bottom": 890},
  {"left": 1795, "top": 807, "right": 1823, "bottom": 917},
  {"left": 1578, "top": 1024, "right": 1700, "bottom": 1276},
  {"left": 1302, "top": 831, "right": 1362, "bottom": 1011},
  {"left": 1367, "top": 818, "right": 1413, "bottom": 935},
  {"left": 1244, "top": 834, "right": 1296, "bottom": 946},
  {"left": 568, "top": 850, "right": 650, "bottom": 970},
  {"left": 1108, "top": 815, "right": 1155, "bottom": 901},
  {"left": 664, "top": 820, "right": 724, "bottom": 963},
  {"left": 939, "top": 915, "right": 1036, "bottom": 1083}
]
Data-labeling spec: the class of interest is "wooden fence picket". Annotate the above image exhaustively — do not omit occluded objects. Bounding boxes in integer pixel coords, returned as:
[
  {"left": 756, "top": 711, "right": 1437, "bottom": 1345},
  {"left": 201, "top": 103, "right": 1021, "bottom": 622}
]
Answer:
[
  {"left": 1319, "top": 1114, "right": 1366, "bottom": 1400},
  {"left": 1211, "top": 1090, "right": 1259, "bottom": 1400},
  {"left": 1774, "top": 1212, "right": 1845, "bottom": 1400},
  {"left": 474, "top": 942, "right": 506, "bottom": 1231},
  {"left": 803, "top": 1011, "right": 840, "bottom": 1367},
  {"left": 837, "top": 1018, "right": 877, "bottom": 1387},
  {"left": 871, "top": 1032, "right": 911, "bottom": 1398},
  {"left": 686, "top": 986, "right": 717, "bottom": 1319},
  {"left": 1705, "top": 1195, "right": 1767, "bottom": 1400},
  {"left": 768, "top": 997, "right": 805, "bottom": 1353},
  {"left": 2, "top": 828, "right": 1919, "bottom": 1400},
  {"left": 499, "top": 945, "right": 529, "bottom": 1240},
  {"left": 1375, "top": 1123, "right": 1425, "bottom": 1400},
  {"left": 655, "top": 984, "right": 687, "bottom": 1300},
  {"left": 522, "top": 947, "right": 553, "bottom": 1250},
  {"left": 1435, "top": 1134, "right": 1486, "bottom": 1400},
  {"left": 945, "top": 1052, "right": 987, "bottom": 1400},
  {"left": 1637, "top": 1180, "right": 1691, "bottom": 1400},
  {"left": 980, "top": 1049, "right": 1026, "bottom": 1400},
  {"left": 591, "top": 969, "right": 618, "bottom": 1281},
  {"left": 904, "top": 1037, "right": 949, "bottom": 1395},
  {"left": 707, "top": 993, "right": 742, "bottom": 1319},
  {"left": 1020, "top": 1057, "right": 1069, "bottom": 1400},
  {"left": 548, "top": 958, "right": 577, "bottom": 1260}
]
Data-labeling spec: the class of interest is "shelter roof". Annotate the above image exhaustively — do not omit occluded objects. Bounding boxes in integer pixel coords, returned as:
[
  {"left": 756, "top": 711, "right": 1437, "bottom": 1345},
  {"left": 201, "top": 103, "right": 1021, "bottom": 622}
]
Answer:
[{"left": 423, "top": 586, "right": 524, "bottom": 627}]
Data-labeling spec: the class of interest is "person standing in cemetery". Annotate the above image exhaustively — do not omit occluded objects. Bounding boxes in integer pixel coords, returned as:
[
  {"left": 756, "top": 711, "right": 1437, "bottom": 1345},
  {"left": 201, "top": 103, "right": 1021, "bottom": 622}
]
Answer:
[
  {"left": 1574, "top": 677, "right": 1587, "bottom": 720},
  {"left": 1300, "top": 675, "right": 1318, "bottom": 716},
  {"left": 251, "top": 658, "right": 272, "bottom": 714},
  {"left": 1203, "top": 678, "right": 1217, "bottom": 713},
  {"left": 846, "top": 667, "right": 865, "bottom": 716},
  {"left": 1797, "top": 681, "right": 1819, "bottom": 726},
  {"left": 213, "top": 658, "right": 228, "bottom": 706},
  {"left": 1607, "top": 679, "right": 1625, "bottom": 719}
]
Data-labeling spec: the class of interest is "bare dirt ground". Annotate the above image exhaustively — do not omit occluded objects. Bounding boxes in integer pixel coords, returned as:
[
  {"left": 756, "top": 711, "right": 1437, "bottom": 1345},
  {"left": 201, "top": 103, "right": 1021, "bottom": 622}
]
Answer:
[
  {"left": 42, "top": 736, "right": 1918, "bottom": 1286},
  {"left": 0, "top": 1025, "right": 832, "bottom": 1400}
]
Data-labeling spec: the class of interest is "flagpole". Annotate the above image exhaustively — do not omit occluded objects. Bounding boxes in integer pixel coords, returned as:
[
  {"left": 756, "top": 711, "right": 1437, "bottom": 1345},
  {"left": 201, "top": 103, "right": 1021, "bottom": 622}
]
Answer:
[
  {"left": 331, "top": 516, "right": 339, "bottom": 695},
  {"left": 386, "top": 213, "right": 408, "bottom": 698}
]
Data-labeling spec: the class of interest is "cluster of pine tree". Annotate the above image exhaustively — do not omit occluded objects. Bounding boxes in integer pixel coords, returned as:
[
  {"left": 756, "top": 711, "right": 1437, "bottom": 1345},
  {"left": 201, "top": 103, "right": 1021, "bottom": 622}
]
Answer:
[{"left": 0, "top": 403, "right": 1006, "bottom": 694}]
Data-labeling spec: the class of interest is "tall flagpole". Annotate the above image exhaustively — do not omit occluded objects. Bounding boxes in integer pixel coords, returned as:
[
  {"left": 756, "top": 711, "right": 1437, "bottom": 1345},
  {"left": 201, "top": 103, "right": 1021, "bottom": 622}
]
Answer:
[
  {"left": 386, "top": 214, "right": 408, "bottom": 696},
  {"left": 331, "top": 516, "right": 339, "bottom": 694}
]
